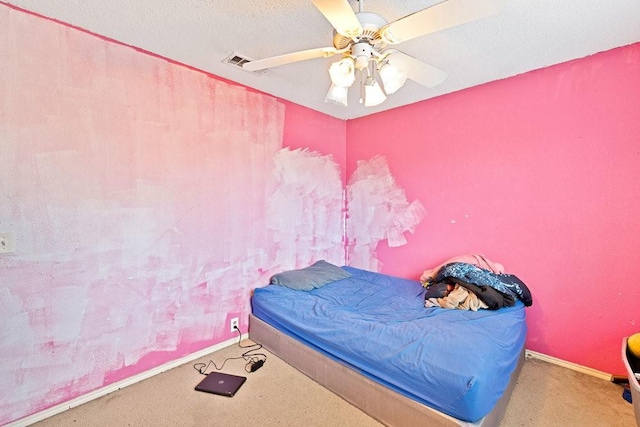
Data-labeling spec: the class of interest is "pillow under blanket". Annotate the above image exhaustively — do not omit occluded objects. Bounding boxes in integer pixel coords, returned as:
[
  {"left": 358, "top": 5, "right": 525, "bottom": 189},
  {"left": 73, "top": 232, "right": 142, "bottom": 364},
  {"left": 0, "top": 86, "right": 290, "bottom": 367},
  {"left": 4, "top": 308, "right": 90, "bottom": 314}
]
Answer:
[{"left": 270, "top": 260, "right": 351, "bottom": 291}]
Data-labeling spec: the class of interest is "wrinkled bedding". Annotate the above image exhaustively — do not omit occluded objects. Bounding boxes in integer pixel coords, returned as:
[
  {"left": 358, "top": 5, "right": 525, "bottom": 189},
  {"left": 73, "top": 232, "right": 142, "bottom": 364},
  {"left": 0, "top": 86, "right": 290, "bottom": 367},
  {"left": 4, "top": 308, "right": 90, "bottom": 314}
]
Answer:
[{"left": 251, "top": 266, "right": 527, "bottom": 422}]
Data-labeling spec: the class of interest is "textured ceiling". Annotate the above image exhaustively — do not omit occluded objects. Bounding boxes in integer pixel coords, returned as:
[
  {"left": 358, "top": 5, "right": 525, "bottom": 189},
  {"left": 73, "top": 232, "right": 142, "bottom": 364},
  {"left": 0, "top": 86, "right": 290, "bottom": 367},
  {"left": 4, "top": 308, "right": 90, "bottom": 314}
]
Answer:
[{"left": 6, "top": 0, "right": 640, "bottom": 120}]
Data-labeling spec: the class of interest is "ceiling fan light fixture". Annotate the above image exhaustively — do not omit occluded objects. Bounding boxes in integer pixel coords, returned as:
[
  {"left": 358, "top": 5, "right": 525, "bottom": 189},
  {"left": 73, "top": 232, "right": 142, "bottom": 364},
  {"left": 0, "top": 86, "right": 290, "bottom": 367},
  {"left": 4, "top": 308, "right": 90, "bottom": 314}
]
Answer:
[
  {"left": 364, "top": 79, "right": 386, "bottom": 107},
  {"left": 245, "top": 0, "right": 506, "bottom": 109},
  {"left": 325, "top": 84, "right": 349, "bottom": 107},
  {"left": 379, "top": 62, "right": 407, "bottom": 94},
  {"left": 328, "top": 57, "right": 356, "bottom": 87},
  {"left": 351, "top": 42, "right": 374, "bottom": 70}
]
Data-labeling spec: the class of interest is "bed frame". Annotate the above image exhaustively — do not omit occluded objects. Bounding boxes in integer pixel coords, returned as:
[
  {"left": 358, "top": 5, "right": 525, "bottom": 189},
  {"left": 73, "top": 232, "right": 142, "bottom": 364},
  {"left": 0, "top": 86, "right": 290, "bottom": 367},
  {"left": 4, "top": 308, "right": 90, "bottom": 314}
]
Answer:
[{"left": 249, "top": 314, "right": 524, "bottom": 427}]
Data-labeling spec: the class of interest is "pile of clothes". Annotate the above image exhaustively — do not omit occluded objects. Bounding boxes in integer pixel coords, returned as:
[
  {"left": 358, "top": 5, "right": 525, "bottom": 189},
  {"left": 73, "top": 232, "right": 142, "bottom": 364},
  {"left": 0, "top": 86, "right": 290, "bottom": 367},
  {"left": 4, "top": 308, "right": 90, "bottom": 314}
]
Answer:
[{"left": 421, "top": 254, "right": 533, "bottom": 311}]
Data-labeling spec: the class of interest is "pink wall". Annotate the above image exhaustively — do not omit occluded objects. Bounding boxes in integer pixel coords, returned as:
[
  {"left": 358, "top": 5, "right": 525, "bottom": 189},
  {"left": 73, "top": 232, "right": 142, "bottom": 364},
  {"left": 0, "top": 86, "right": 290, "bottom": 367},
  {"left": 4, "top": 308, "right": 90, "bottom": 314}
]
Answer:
[
  {"left": 0, "top": 4, "right": 345, "bottom": 424},
  {"left": 3, "top": 1, "right": 639, "bottom": 424},
  {"left": 346, "top": 43, "right": 640, "bottom": 375}
]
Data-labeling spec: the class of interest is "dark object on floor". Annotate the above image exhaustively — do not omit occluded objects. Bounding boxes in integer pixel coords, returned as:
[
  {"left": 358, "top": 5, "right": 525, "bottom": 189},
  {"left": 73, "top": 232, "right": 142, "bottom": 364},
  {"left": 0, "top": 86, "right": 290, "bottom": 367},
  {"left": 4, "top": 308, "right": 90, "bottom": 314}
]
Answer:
[
  {"left": 250, "top": 359, "right": 264, "bottom": 372},
  {"left": 612, "top": 375, "right": 629, "bottom": 384},
  {"left": 623, "top": 386, "right": 633, "bottom": 404},
  {"left": 622, "top": 337, "right": 640, "bottom": 426},
  {"left": 195, "top": 371, "right": 246, "bottom": 397}
]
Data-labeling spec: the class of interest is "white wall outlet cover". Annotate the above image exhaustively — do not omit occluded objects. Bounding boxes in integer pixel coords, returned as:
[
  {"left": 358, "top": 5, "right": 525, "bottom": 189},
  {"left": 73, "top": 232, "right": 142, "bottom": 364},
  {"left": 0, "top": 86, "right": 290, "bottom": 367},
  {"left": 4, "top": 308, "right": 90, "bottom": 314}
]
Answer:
[
  {"left": 230, "top": 317, "right": 239, "bottom": 332},
  {"left": 0, "top": 232, "right": 14, "bottom": 254}
]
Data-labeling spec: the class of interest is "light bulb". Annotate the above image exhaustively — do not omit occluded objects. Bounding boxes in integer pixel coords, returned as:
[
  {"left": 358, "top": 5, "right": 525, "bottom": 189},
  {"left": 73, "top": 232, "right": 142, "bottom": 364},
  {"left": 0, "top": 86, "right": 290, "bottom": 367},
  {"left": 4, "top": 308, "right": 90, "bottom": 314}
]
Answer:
[
  {"left": 364, "top": 79, "right": 386, "bottom": 107},
  {"left": 379, "top": 62, "right": 407, "bottom": 94},
  {"left": 325, "top": 84, "right": 349, "bottom": 107},
  {"left": 328, "top": 57, "right": 356, "bottom": 88}
]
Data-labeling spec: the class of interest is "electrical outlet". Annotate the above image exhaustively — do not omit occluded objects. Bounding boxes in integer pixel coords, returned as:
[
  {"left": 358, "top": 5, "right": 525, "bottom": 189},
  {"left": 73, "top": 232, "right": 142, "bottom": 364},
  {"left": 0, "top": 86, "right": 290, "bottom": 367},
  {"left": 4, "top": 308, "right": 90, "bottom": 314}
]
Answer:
[
  {"left": 0, "top": 232, "right": 14, "bottom": 254},
  {"left": 230, "top": 317, "right": 239, "bottom": 333}
]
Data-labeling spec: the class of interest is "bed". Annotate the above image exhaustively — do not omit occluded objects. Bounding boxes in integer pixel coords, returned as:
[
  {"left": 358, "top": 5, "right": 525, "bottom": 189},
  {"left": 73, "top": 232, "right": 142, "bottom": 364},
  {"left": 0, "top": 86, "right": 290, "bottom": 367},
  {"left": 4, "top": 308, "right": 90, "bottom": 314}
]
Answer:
[{"left": 250, "top": 264, "right": 527, "bottom": 426}]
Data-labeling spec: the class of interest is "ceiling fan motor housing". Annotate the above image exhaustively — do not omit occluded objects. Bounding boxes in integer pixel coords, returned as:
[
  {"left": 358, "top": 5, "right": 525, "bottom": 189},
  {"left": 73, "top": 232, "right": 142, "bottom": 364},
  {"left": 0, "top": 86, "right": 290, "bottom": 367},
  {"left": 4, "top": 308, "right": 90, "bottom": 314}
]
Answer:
[
  {"left": 351, "top": 42, "right": 373, "bottom": 69},
  {"left": 332, "top": 11, "right": 387, "bottom": 50}
]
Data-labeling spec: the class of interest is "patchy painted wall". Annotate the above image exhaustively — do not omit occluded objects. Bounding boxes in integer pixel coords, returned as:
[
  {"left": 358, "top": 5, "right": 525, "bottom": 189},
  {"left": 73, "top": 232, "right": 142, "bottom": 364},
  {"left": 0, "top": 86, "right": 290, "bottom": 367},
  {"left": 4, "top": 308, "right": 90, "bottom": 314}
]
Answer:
[
  {"left": 346, "top": 155, "right": 425, "bottom": 271},
  {"left": 0, "top": 5, "right": 346, "bottom": 424},
  {"left": 11, "top": 0, "right": 640, "bottom": 421},
  {"left": 346, "top": 43, "right": 640, "bottom": 375}
]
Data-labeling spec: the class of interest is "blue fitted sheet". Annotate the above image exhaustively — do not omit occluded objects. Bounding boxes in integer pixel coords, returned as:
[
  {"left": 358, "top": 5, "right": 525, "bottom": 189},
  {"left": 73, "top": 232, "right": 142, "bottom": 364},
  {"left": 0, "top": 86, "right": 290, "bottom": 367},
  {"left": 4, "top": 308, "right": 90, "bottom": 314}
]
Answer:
[{"left": 251, "top": 266, "right": 527, "bottom": 422}]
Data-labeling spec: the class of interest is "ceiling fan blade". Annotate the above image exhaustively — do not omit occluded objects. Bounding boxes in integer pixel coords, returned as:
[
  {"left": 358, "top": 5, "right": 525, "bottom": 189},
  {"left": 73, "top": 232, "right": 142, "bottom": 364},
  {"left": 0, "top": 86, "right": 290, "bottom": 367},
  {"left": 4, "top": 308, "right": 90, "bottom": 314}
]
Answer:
[
  {"left": 312, "top": 0, "right": 363, "bottom": 38},
  {"left": 385, "top": 51, "right": 448, "bottom": 88},
  {"left": 380, "top": 0, "right": 506, "bottom": 44},
  {"left": 243, "top": 47, "right": 341, "bottom": 72}
]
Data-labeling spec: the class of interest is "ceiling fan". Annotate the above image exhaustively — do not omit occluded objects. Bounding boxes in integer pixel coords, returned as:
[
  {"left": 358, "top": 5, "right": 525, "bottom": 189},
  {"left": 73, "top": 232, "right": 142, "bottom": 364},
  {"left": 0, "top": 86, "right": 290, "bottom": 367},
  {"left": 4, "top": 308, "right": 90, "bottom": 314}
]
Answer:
[{"left": 243, "top": 0, "right": 506, "bottom": 107}]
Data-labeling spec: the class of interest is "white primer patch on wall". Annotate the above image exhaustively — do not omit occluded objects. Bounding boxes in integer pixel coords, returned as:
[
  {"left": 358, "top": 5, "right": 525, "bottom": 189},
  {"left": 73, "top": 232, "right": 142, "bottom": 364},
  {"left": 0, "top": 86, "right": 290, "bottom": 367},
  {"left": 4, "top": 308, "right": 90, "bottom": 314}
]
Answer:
[
  {"left": 267, "top": 147, "right": 344, "bottom": 271},
  {"left": 347, "top": 155, "right": 426, "bottom": 271}
]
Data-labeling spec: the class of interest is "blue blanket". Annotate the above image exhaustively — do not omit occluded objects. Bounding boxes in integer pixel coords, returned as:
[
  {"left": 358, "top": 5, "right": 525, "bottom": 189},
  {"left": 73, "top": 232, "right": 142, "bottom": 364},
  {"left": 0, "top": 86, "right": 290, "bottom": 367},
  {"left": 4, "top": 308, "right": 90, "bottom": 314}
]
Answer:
[{"left": 252, "top": 266, "right": 526, "bottom": 422}]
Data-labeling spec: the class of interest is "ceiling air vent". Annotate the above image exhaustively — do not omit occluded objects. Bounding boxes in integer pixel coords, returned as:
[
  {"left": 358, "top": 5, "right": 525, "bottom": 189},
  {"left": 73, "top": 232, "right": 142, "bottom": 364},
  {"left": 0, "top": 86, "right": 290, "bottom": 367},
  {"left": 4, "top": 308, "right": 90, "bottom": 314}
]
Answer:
[{"left": 223, "top": 52, "right": 264, "bottom": 74}]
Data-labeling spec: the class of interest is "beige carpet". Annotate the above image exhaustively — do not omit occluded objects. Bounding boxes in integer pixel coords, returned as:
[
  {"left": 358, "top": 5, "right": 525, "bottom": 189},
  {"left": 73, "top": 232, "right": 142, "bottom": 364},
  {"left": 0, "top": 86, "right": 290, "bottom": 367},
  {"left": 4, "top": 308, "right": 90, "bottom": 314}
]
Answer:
[{"left": 32, "top": 340, "right": 637, "bottom": 427}]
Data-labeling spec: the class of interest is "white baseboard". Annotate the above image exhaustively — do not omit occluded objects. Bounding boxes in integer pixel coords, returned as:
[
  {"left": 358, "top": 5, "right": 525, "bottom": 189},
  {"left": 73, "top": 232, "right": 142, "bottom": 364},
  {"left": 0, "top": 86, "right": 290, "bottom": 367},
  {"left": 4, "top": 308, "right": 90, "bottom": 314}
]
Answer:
[
  {"left": 525, "top": 349, "right": 612, "bottom": 381},
  {"left": 7, "top": 334, "right": 248, "bottom": 427}
]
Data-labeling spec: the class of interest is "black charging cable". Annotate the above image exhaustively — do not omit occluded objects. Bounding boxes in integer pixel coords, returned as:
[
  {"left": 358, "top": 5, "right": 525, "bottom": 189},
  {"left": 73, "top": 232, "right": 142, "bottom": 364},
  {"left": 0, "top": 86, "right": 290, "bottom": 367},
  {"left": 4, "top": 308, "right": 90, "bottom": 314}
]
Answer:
[{"left": 193, "top": 326, "right": 267, "bottom": 375}]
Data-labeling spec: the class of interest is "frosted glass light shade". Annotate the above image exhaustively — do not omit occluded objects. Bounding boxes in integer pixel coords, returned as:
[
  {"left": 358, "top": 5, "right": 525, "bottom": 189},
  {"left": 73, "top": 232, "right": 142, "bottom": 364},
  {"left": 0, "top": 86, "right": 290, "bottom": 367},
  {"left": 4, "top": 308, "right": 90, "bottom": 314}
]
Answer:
[
  {"left": 379, "top": 62, "right": 407, "bottom": 94},
  {"left": 364, "top": 80, "right": 387, "bottom": 107},
  {"left": 329, "top": 57, "right": 356, "bottom": 87},
  {"left": 325, "top": 84, "right": 349, "bottom": 107}
]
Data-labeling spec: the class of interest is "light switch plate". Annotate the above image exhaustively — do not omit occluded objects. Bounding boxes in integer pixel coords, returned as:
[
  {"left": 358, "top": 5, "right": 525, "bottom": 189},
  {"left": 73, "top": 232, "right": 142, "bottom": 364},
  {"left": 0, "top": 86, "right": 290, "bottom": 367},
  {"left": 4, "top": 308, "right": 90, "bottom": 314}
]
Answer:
[{"left": 0, "top": 232, "right": 15, "bottom": 254}]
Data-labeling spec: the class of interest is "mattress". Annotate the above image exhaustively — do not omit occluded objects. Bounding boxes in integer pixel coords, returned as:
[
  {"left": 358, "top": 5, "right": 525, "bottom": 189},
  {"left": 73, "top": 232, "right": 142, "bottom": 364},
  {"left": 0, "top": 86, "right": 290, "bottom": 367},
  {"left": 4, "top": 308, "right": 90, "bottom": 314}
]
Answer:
[{"left": 252, "top": 266, "right": 527, "bottom": 422}]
